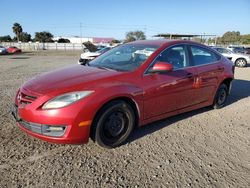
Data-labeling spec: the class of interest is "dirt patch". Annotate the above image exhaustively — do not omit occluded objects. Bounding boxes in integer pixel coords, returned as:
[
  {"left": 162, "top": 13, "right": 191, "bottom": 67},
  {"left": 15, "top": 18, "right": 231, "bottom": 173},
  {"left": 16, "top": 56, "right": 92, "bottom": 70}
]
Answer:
[{"left": 0, "top": 52, "right": 249, "bottom": 187}]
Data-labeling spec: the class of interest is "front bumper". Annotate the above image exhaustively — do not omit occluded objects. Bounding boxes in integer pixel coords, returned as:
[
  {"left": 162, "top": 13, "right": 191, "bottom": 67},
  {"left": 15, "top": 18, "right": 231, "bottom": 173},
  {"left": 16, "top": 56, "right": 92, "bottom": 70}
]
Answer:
[
  {"left": 11, "top": 88, "right": 95, "bottom": 144},
  {"left": 12, "top": 105, "right": 67, "bottom": 137}
]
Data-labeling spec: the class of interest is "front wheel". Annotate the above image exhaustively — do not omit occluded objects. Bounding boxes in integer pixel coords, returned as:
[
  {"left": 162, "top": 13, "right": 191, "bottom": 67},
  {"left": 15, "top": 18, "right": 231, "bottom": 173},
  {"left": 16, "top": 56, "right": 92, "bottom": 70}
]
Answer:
[
  {"left": 91, "top": 100, "right": 135, "bottom": 148},
  {"left": 213, "top": 84, "right": 228, "bottom": 109}
]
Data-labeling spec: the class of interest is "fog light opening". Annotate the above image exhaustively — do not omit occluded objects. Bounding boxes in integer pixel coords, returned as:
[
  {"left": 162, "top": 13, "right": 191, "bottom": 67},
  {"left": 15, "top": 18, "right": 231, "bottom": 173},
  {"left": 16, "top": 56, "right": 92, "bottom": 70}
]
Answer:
[{"left": 42, "top": 125, "right": 66, "bottom": 137}]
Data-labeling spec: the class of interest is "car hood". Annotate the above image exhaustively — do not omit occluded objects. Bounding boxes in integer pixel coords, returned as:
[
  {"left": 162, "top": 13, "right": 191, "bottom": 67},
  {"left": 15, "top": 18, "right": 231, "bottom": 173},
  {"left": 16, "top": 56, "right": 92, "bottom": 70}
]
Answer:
[
  {"left": 22, "top": 65, "right": 121, "bottom": 95},
  {"left": 81, "top": 51, "right": 100, "bottom": 58}
]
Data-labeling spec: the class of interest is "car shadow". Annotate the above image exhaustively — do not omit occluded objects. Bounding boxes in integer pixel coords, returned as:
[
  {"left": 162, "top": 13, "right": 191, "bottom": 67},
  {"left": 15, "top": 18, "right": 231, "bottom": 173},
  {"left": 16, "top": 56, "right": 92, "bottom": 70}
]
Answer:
[
  {"left": 128, "top": 107, "right": 211, "bottom": 144},
  {"left": 127, "top": 78, "right": 250, "bottom": 145},
  {"left": 9, "top": 57, "right": 30, "bottom": 59},
  {"left": 227, "top": 78, "right": 250, "bottom": 105}
]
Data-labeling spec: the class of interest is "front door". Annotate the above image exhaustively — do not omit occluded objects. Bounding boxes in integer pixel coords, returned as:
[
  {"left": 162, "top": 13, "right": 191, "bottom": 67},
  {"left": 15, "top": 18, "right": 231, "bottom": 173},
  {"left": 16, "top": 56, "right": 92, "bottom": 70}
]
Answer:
[{"left": 143, "top": 45, "right": 197, "bottom": 119}]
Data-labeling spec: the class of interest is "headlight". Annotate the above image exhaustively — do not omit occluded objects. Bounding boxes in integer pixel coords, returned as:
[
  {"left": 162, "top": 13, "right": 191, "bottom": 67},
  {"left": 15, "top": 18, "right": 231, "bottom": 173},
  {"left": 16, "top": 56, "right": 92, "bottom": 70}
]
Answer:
[{"left": 42, "top": 91, "right": 94, "bottom": 109}]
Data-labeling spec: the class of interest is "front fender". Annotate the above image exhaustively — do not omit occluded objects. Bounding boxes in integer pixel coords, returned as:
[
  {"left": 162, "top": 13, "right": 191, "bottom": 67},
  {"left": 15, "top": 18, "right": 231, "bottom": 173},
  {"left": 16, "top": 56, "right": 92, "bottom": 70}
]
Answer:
[{"left": 89, "top": 83, "right": 144, "bottom": 124}]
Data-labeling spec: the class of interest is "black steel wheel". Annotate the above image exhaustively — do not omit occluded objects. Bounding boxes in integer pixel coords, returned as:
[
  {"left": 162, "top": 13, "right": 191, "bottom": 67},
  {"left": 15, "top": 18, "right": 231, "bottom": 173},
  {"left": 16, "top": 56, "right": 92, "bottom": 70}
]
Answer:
[
  {"left": 213, "top": 84, "right": 228, "bottom": 109},
  {"left": 91, "top": 100, "right": 135, "bottom": 148}
]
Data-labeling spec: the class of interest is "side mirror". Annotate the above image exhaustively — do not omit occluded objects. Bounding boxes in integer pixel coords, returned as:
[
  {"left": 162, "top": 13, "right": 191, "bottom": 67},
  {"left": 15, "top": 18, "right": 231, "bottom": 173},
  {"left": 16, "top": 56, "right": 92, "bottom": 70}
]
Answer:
[{"left": 149, "top": 61, "right": 173, "bottom": 73}]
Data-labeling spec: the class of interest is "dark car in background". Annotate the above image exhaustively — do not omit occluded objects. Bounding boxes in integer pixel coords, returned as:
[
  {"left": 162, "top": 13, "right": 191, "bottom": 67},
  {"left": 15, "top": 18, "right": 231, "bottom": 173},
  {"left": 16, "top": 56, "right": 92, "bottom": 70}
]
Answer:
[
  {"left": 0, "top": 45, "right": 8, "bottom": 55},
  {"left": 227, "top": 46, "right": 246, "bottom": 54},
  {"left": 245, "top": 47, "right": 250, "bottom": 54}
]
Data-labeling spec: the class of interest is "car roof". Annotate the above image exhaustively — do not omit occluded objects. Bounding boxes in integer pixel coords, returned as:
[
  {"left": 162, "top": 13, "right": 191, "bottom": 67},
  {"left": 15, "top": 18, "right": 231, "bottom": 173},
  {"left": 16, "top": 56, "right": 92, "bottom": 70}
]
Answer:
[
  {"left": 128, "top": 39, "right": 204, "bottom": 47},
  {"left": 213, "top": 47, "right": 225, "bottom": 49}
]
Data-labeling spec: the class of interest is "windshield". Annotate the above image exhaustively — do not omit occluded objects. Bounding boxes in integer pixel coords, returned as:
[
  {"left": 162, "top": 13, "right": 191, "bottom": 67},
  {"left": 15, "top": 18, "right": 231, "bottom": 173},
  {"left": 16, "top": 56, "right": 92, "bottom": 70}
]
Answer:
[
  {"left": 233, "top": 47, "right": 243, "bottom": 50},
  {"left": 89, "top": 43, "right": 159, "bottom": 71},
  {"left": 98, "top": 47, "right": 111, "bottom": 54}
]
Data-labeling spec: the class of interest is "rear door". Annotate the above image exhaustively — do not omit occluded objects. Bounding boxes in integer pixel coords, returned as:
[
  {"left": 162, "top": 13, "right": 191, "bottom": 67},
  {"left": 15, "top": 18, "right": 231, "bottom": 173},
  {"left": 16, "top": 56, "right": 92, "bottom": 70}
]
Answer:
[{"left": 188, "top": 45, "right": 223, "bottom": 104}]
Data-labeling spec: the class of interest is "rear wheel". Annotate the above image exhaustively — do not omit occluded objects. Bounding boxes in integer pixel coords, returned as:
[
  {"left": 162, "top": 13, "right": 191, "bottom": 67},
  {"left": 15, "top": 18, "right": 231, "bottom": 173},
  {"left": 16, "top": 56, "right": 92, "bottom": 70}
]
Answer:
[
  {"left": 235, "top": 58, "right": 247, "bottom": 67},
  {"left": 213, "top": 84, "right": 228, "bottom": 109},
  {"left": 91, "top": 100, "right": 135, "bottom": 148}
]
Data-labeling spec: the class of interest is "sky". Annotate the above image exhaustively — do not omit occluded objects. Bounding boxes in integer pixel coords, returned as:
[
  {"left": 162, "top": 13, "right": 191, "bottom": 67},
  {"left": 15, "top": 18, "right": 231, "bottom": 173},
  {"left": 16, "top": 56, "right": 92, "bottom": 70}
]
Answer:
[{"left": 1, "top": 0, "right": 250, "bottom": 39}]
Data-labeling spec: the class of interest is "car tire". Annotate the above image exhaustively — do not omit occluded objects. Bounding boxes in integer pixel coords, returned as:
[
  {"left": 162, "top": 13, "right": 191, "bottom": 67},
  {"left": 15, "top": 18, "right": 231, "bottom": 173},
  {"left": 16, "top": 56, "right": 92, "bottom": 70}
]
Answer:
[
  {"left": 235, "top": 58, "right": 247, "bottom": 67},
  {"left": 91, "top": 100, "right": 135, "bottom": 148},
  {"left": 213, "top": 84, "right": 228, "bottom": 109}
]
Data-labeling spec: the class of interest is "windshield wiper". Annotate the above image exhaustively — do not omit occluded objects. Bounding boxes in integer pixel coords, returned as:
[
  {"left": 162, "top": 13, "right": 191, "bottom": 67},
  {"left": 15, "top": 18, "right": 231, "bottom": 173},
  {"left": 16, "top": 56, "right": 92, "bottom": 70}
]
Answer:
[
  {"left": 92, "top": 65, "right": 116, "bottom": 71},
  {"left": 79, "top": 61, "right": 90, "bottom": 66}
]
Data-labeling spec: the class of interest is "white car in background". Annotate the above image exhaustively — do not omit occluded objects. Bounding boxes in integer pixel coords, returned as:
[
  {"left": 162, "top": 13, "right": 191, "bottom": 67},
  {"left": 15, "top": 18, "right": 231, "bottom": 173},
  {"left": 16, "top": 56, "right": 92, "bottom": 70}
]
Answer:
[
  {"left": 78, "top": 47, "right": 111, "bottom": 65},
  {"left": 213, "top": 47, "right": 250, "bottom": 67}
]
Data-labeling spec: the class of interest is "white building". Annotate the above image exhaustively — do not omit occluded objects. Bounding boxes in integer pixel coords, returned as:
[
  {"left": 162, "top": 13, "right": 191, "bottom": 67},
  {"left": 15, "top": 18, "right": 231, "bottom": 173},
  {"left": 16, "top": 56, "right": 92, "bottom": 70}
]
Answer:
[{"left": 53, "top": 36, "right": 113, "bottom": 44}]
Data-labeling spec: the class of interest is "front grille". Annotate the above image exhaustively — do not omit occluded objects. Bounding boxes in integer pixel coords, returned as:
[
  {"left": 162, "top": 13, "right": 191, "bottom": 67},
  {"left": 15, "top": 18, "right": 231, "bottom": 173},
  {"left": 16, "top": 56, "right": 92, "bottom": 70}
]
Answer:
[
  {"left": 18, "top": 120, "right": 67, "bottom": 137},
  {"left": 20, "top": 120, "right": 42, "bottom": 134},
  {"left": 18, "top": 92, "right": 37, "bottom": 104}
]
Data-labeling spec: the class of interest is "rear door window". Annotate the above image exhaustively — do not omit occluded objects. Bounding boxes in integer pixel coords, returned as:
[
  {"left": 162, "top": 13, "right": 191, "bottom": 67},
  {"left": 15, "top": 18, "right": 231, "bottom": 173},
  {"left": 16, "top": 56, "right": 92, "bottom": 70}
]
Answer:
[{"left": 190, "top": 45, "right": 220, "bottom": 66}]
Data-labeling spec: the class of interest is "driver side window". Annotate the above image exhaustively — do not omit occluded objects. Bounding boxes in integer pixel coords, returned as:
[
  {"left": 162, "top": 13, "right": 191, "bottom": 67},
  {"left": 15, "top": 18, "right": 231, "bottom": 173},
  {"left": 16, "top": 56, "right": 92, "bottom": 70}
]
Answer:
[{"left": 153, "top": 45, "right": 187, "bottom": 69}]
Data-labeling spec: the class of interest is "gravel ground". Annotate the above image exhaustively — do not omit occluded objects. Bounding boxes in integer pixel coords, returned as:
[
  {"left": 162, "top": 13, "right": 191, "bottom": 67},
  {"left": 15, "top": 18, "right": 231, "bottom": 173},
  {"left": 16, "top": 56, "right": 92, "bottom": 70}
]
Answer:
[{"left": 0, "top": 51, "right": 249, "bottom": 188}]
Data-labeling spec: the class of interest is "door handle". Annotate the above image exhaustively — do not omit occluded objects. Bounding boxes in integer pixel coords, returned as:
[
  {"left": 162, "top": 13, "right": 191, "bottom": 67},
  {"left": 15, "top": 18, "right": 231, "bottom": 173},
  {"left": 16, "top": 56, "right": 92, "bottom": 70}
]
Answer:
[
  {"left": 185, "top": 73, "right": 193, "bottom": 79},
  {"left": 217, "top": 67, "right": 224, "bottom": 71}
]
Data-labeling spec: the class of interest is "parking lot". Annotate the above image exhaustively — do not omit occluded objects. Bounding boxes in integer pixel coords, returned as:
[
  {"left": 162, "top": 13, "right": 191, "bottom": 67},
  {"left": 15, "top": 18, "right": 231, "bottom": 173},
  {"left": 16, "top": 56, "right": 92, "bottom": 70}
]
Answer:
[{"left": 0, "top": 51, "right": 249, "bottom": 187}]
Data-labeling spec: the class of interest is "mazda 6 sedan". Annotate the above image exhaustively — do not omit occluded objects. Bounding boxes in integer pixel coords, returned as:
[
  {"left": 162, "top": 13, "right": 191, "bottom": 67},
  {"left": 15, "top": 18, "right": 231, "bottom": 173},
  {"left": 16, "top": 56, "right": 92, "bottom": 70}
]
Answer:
[{"left": 12, "top": 40, "right": 234, "bottom": 148}]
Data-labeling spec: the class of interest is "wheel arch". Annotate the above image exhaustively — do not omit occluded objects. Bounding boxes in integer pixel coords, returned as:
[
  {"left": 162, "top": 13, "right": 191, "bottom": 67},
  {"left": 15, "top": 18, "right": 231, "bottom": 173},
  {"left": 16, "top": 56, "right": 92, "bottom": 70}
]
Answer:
[
  {"left": 220, "top": 77, "right": 233, "bottom": 95},
  {"left": 90, "top": 96, "right": 140, "bottom": 138},
  {"left": 235, "top": 57, "right": 247, "bottom": 66}
]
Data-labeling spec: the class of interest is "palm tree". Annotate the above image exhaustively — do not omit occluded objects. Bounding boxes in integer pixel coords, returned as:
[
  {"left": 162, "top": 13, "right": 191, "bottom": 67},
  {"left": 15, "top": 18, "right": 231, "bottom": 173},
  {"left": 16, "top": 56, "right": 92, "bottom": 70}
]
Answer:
[{"left": 12, "top": 23, "right": 23, "bottom": 42}]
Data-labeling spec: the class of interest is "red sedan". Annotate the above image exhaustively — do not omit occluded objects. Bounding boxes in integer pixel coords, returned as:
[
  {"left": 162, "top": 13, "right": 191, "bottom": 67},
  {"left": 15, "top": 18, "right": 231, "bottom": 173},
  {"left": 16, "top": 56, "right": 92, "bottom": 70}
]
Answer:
[
  {"left": 12, "top": 40, "right": 234, "bottom": 148},
  {"left": 7, "top": 46, "right": 22, "bottom": 54}
]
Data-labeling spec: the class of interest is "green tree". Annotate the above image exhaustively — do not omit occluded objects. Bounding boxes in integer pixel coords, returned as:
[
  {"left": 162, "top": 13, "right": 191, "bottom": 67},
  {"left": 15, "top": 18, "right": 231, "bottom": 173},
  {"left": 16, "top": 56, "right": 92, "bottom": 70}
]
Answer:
[
  {"left": 216, "top": 37, "right": 223, "bottom": 45},
  {"left": 57, "top": 38, "right": 70, "bottom": 43},
  {"left": 0, "top": 35, "right": 12, "bottom": 42},
  {"left": 12, "top": 23, "right": 23, "bottom": 42},
  {"left": 20, "top": 32, "right": 32, "bottom": 42},
  {"left": 111, "top": 39, "right": 121, "bottom": 44},
  {"left": 13, "top": 32, "right": 32, "bottom": 42},
  {"left": 34, "top": 31, "right": 54, "bottom": 42},
  {"left": 192, "top": 37, "right": 206, "bottom": 44},
  {"left": 207, "top": 37, "right": 216, "bottom": 45},
  {"left": 240, "top": 34, "right": 250, "bottom": 44},
  {"left": 221, "top": 31, "right": 241, "bottom": 45},
  {"left": 205, "top": 32, "right": 250, "bottom": 45},
  {"left": 125, "top": 30, "right": 146, "bottom": 42}
]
